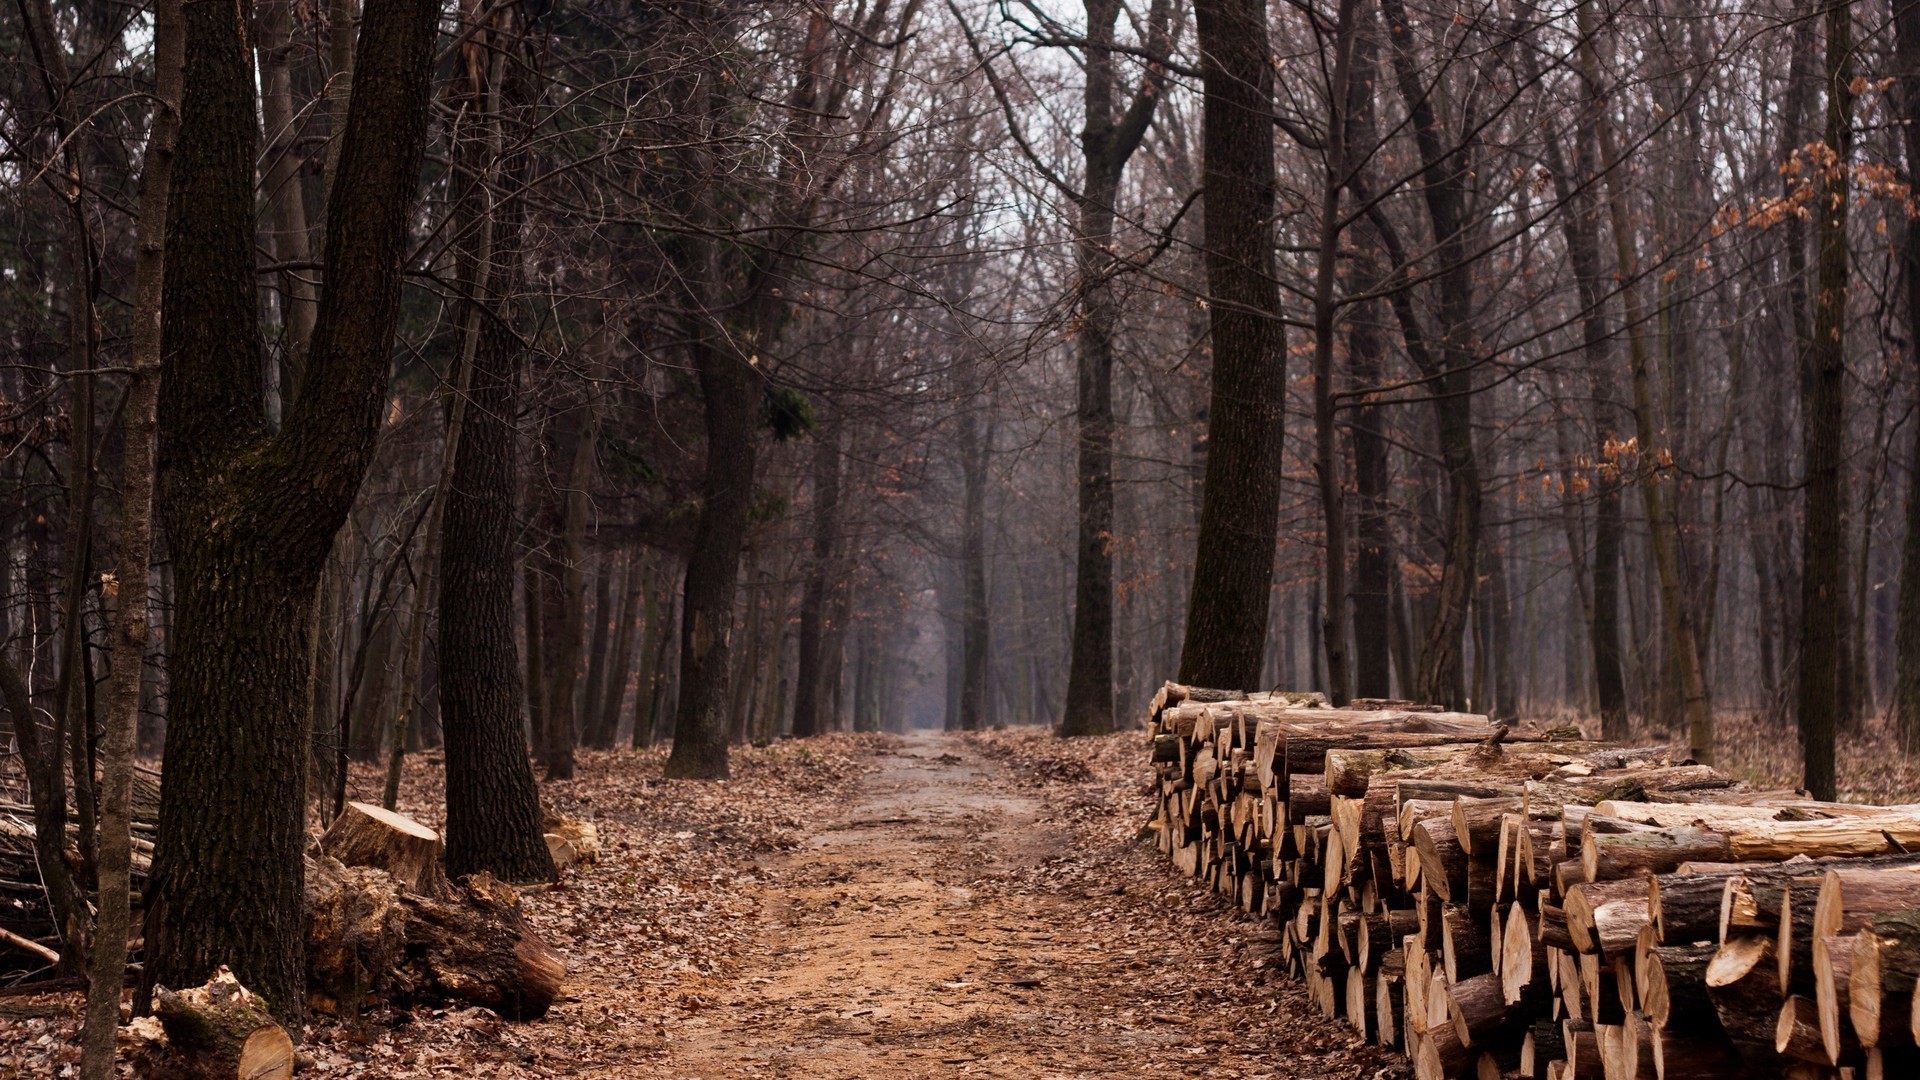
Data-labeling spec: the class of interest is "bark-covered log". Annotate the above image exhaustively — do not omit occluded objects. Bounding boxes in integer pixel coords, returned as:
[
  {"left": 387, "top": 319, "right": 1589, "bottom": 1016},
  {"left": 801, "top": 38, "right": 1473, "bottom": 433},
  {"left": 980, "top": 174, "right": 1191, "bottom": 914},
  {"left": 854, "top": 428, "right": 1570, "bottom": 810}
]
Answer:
[
  {"left": 1850, "top": 910, "right": 1920, "bottom": 1049},
  {"left": 144, "top": 968, "right": 295, "bottom": 1080}
]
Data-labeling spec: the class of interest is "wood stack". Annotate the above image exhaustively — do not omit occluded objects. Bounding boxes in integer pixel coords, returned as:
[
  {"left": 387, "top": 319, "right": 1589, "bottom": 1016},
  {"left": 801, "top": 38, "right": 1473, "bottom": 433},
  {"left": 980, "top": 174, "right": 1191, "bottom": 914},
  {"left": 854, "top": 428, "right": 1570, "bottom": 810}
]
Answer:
[{"left": 1145, "top": 681, "right": 1920, "bottom": 1079}]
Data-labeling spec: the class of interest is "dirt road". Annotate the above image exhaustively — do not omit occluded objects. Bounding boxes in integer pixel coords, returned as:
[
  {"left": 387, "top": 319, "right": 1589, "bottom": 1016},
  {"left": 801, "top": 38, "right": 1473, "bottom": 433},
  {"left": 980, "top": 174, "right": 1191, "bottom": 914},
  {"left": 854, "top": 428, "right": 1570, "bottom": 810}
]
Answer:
[{"left": 636, "top": 731, "right": 1398, "bottom": 1079}]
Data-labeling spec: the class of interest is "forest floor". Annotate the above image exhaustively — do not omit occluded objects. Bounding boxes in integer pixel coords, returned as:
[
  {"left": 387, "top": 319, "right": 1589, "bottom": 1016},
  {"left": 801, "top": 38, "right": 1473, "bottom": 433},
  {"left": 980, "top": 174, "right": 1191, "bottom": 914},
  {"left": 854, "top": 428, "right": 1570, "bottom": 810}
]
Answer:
[{"left": 0, "top": 726, "right": 1404, "bottom": 1078}]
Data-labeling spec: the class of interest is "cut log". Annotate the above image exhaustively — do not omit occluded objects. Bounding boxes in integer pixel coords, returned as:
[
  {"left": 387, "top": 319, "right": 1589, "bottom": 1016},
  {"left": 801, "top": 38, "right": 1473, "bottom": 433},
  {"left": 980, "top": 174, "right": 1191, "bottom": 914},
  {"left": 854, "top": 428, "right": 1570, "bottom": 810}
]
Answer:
[
  {"left": 147, "top": 967, "right": 294, "bottom": 1080},
  {"left": 1581, "top": 824, "right": 1732, "bottom": 882},
  {"left": 1812, "top": 934, "right": 1857, "bottom": 1065},
  {"left": 1850, "top": 910, "right": 1920, "bottom": 1049},
  {"left": 319, "top": 801, "right": 452, "bottom": 900}
]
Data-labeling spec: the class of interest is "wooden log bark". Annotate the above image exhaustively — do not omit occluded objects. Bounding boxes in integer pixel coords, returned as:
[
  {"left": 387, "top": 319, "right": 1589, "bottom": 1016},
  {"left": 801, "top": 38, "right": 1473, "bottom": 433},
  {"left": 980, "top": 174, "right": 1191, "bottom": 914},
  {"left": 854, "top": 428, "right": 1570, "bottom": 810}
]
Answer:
[
  {"left": 146, "top": 967, "right": 295, "bottom": 1080},
  {"left": 1850, "top": 910, "right": 1920, "bottom": 1049},
  {"left": 319, "top": 801, "right": 453, "bottom": 900}
]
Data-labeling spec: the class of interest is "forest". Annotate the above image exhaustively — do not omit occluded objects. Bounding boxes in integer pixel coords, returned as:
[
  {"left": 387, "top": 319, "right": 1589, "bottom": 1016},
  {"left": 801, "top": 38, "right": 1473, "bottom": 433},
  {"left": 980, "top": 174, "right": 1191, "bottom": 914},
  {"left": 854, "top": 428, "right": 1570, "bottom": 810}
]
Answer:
[{"left": 3, "top": 0, "right": 1920, "bottom": 1070}]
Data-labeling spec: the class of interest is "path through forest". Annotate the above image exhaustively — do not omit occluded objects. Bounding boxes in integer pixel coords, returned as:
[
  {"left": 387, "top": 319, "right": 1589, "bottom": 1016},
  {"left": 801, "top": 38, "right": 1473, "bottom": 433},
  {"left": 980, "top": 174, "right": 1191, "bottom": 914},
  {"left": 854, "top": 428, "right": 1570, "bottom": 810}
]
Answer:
[{"left": 620, "top": 731, "right": 1399, "bottom": 1078}]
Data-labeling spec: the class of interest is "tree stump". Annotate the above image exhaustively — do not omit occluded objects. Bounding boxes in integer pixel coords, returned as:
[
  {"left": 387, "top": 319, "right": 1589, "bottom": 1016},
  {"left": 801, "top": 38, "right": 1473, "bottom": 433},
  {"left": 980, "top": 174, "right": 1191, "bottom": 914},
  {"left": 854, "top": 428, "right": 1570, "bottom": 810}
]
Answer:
[
  {"left": 319, "top": 801, "right": 452, "bottom": 899},
  {"left": 146, "top": 967, "right": 294, "bottom": 1080}
]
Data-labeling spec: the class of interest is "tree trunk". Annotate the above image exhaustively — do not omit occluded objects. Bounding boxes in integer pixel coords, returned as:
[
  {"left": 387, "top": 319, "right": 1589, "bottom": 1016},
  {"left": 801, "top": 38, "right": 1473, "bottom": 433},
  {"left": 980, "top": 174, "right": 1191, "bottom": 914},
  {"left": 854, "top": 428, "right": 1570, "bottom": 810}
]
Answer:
[
  {"left": 635, "top": 560, "right": 673, "bottom": 747},
  {"left": 664, "top": 338, "right": 759, "bottom": 779},
  {"left": 1310, "top": 0, "right": 1363, "bottom": 706},
  {"left": 578, "top": 554, "right": 617, "bottom": 749},
  {"left": 81, "top": 2, "right": 181, "bottom": 1071},
  {"left": 1379, "top": 0, "right": 1482, "bottom": 710},
  {"left": 1351, "top": 291, "right": 1393, "bottom": 699},
  {"left": 593, "top": 551, "right": 645, "bottom": 747},
  {"left": 143, "top": 0, "right": 438, "bottom": 1014},
  {"left": 1798, "top": 0, "right": 1853, "bottom": 799},
  {"left": 959, "top": 410, "right": 990, "bottom": 732},
  {"left": 1060, "top": 0, "right": 1169, "bottom": 734},
  {"left": 791, "top": 431, "right": 841, "bottom": 738},
  {"left": 1897, "top": 0, "right": 1920, "bottom": 753},
  {"left": 1178, "top": 0, "right": 1287, "bottom": 690},
  {"left": 437, "top": 10, "right": 553, "bottom": 883},
  {"left": 1574, "top": 0, "right": 1715, "bottom": 762}
]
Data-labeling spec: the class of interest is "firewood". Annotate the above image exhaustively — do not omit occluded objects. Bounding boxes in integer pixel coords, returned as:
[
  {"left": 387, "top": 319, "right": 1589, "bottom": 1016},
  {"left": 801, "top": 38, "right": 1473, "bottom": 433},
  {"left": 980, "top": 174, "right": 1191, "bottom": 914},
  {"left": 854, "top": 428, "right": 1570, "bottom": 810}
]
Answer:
[
  {"left": 1647, "top": 869, "right": 1736, "bottom": 945},
  {"left": 145, "top": 967, "right": 294, "bottom": 1080},
  {"left": 1811, "top": 934, "right": 1858, "bottom": 1065},
  {"left": 1564, "top": 878, "right": 1651, "bottom": 958},
  {"left": 1581, "top": 824, "right": 1732, "bottom": 882},
  {"left": 1849, "top": 910, "right": 1920, "bottom": 1049}
]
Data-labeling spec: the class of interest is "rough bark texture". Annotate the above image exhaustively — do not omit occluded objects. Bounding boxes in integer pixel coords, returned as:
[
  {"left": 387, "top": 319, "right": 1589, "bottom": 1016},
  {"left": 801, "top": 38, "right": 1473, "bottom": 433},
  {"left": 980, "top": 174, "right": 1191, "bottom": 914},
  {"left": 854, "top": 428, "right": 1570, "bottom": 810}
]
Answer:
[
  {"left": 81, "top": 4, "right": 180, "bottom": 1071},
  {"left": 1177, "top": 0, "right": 1287, "bottom": 691},
  {"left": 1797, "top": 0, "right": 1852, "bottom": 800},
  {"left": 437, "top": 21, "right": 555, "bottom": 881},
  {"left": 1898, "top": 0, "right": 1920, "bottom": 754},
  {"left": 664, "top": 335, "right": 759, "bottom": 779},
  {"left": 143, "top": 0, "right": 439, "bottom": 1016}
]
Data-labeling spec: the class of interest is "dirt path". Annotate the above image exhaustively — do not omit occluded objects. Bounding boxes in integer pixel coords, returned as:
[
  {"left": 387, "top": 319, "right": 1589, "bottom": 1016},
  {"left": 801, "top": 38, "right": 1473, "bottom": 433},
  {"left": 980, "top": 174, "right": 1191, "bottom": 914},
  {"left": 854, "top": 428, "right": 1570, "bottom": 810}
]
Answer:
[{"left": 636, "top": 731, "right": 1393, "bottom": 1079}]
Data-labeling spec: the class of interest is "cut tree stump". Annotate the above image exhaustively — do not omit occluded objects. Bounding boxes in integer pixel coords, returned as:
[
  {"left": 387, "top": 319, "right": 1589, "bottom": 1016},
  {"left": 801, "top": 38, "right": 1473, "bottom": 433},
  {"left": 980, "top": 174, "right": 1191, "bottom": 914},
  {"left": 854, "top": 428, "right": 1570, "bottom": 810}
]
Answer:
[
  {"left": 145, "top": 967, "right": 294, "bottom": 1080},
  {"left": 308, "top": 802, "right": 568, "bottom": 1020},
  {"left": 320, "top": 801, "right": 453, "bottom": 899}
]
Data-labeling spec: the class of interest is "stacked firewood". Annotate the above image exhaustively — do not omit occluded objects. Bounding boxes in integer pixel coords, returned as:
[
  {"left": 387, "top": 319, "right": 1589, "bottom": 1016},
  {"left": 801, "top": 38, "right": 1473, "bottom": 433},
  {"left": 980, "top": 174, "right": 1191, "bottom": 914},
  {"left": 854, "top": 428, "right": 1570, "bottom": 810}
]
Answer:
[{"left": 1146, "top": 681, "right": 1920, "bottom": 1079}]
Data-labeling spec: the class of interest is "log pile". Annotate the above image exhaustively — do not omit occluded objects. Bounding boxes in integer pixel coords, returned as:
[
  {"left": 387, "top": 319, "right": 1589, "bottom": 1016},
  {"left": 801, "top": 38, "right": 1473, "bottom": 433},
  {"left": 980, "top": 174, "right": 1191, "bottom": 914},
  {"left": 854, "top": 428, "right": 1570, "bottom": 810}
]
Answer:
[{"left": 1145, "top": 681, "right": 1920, "bottom": 1079}]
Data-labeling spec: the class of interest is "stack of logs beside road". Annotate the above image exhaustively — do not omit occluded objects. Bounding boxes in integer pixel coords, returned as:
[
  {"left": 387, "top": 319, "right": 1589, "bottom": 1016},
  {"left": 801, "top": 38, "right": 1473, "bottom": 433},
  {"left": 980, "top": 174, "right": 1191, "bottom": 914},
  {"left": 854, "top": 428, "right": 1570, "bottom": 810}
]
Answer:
[{"left": 1146, "top": 682, "right": 1920, "bottom": 1079}]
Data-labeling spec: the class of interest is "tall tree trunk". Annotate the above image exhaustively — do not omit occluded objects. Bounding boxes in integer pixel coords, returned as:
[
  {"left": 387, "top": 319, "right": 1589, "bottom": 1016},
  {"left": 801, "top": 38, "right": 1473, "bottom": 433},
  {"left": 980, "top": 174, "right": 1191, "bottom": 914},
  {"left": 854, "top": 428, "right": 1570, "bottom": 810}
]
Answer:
[
  {"left": 143, "top": 0, "right": 437, "bottom": 1015},
  {"left": 1178, "top": 0, "right": 1286, "bottom": 690},
  {"left": 578, "top": 553, "right": 617, "bottom": 748},
  {"left": 1060, "top": 0, "right": 1171, "bottom": 733},
  {"left": 664, "top": 338, "right": 759, "bottom": 779},
  {"left": 1892, "top": 0, "right": 1920, "bottom": 753},
  {"left": 82, "top": 4, "right": 180, "bottom": 1068},
  {"left": 594, "top": 551, "right": 645, "bottom": 747},
  {"left": 791, "top": 431, "right": 841, "bottom": 737},
  {"left": 1309, "top": 0, "right": 1363, "bottom": 706},
  {"left": 959, "top": 410, "right": 990, "bottom": 731},
  {"left": 1379, "top": 0, "right": 1481, "bottom": 709},
  {"left": 437, "top": 23, "right": 554, "bottom": 875},
  {"left": 1575, "top": 1, "right": 1715, "bottom": 762},
  {"left": 1350, "top": 292, "right": 1393, "bottom": 698},
  {"left": 1798, "top": 0, "right": 1854, "bottom": 798}
]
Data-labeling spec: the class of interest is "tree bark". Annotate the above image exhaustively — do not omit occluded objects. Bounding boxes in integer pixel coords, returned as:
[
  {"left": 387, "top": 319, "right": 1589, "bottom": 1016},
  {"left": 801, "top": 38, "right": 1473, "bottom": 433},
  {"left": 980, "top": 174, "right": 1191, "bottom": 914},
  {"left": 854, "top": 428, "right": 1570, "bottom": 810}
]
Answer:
[
  {"left": 143, "top": 0, "right": 439, "bottom": 1015},
  {"left": 81, "top": 1, "right": 181, "bottom": 1071},
  {"left": 1798, "top": 0, "right": 1853, "bottom": 799},
  {"left": 791, "top": 431, "right": 841, "bottom": 738},
  {"left": 1060, "top": 0, "right": 1171, "bottom": 734},
  {"left": 435, "top": 7, "right": 553, "bottom": 884},
  {"left": 959, "top": 410, "right": 990, "bottom": 732},
  {"left": 1896, "top": 0, "right": 1920, "bottom": 753},
  {"left": 578, "top": 554, "right": 617, "bottom": 749},
  {"left": 1310, "top": 0, "right": 1363, "bottom": 706},
  {"left": 1178, "top": 0, "right": 1287, "bottom": 691}
]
